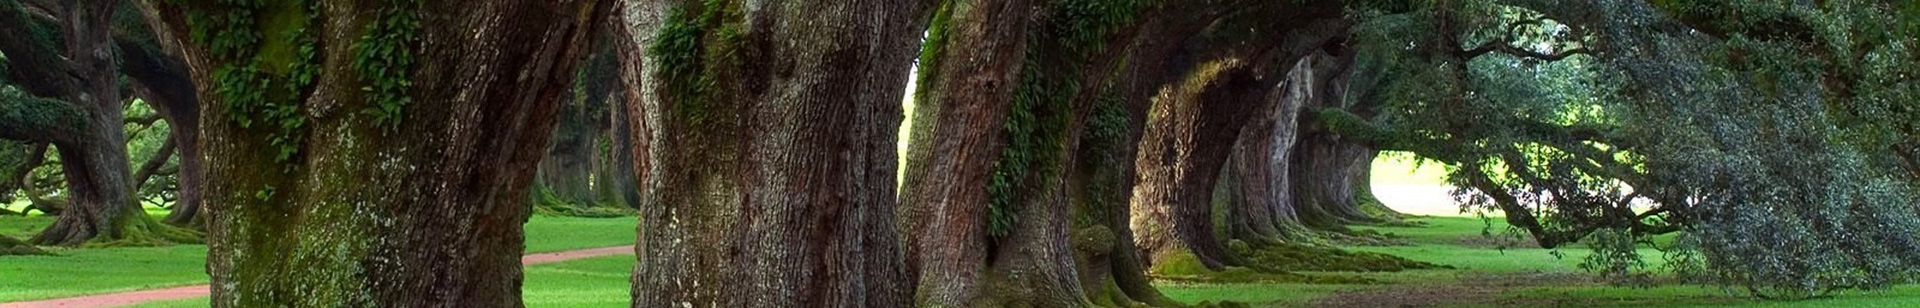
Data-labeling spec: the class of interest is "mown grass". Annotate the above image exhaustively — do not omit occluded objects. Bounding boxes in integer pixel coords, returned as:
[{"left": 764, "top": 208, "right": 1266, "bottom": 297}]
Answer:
[
  {"left": 125, "top": 255, "right": 638, "bottom": 308},
  {"left": 0, "top": 214, "right": 636, "bottom": 302},
  {"left": 1148, "top": 216, "right": 1920, "bottom": 307},
  {"left": 11, "top": 161, "right": 1920, "bottom": 308},
  {"left": 34, "top": 215, "right": 1920, "bottom": 307}
]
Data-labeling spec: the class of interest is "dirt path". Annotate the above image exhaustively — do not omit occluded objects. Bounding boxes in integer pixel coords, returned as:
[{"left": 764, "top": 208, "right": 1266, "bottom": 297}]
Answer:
[{"left": 0, "top": 245, "right": 636, "bottom": 308}]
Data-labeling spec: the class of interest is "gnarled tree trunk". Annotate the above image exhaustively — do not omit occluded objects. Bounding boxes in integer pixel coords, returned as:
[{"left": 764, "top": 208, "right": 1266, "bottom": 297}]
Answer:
[
  {"left": 1130, "top": 60, "right": 1270, "bottom": 270},
  {"left": 896, "top": 0, "right": 1038, "bottom": 305},
  {"left": 1216, "top": 58, "right": 1314, "bottom": 246},
  {"left": 617, "top": 0, "right": 926, "bottom": 306},
  {"left": 1287, "top": 50, "right": 1384, "bottom": 229},
  {"left": 1127, "top": 7, "right": 1353, "bottom": 271},
  {"left": 118, "top": 36, "right": 204, "bottom": 227},
  {"left": 0, "top": 0, "right": 166, "bottom": 247},
  {"left": 147, "top": 0, "right": 609, "bottom": 306}
]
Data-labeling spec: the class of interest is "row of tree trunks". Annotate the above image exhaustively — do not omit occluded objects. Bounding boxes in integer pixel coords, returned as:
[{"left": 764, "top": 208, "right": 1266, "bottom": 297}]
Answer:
[
  {"left": 148, "top": 0, "right": 610, "bottom": 306},
  {"left": 535, "top": 91, "right": 598, "bottom": 206},
  {"left": 533, "top": 36, "right": 636, "bottom": 211},
  {"left": 616, "top": 0, "right": 928, "bottom": 306},
  {"left": 1131, "top": 59, "right": 1276, "bottom": 270},
  {"left": 579, "top": 43, "right": 638, "bottom": 209},
  {"left": 1128, "top": 6, "right": 1357, "bottom": 270},
  {"left": 897, "top": 1, "right": 1280, "bottom": 305},
  {"left": 1056, "top": 7, "right": 1200, "bottom": 307},
  {"left": 1217, "top": 59, "right": 1306, "bottom": 246},
  {"left": 1285, "top": 49, "right": 1388, "bottom": 230},
  {"left": 118, "top": 35, "right": 205, "bottom": 227}
]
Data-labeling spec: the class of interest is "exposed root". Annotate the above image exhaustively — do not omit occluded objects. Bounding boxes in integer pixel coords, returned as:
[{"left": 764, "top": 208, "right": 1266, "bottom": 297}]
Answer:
[
  {"left": 87, "top": 215, "right": 204, "bottom": 247},
  {"left": 1, "top": 234, "right": 50, "bottom": 255},
  {"left": 532, "top": 202, "right": 636, "bottom": 218}
]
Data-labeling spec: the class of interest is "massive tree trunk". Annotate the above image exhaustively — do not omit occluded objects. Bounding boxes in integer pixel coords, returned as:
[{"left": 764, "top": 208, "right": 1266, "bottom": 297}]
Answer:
[
  {"left": 896, "top": 0, "right": 1035, "bottom": 305},
  {"left": 580, "top": 46, "right": 632, "bottom": 208},
  {"left": 1218, "top": 75, "right": 1300, "bottom": 245},
  {"left": 617, "top": 1, "right": 926, "bottom": 306},
  {"left": 147, "top": 0, "right": 608, "bottom": 306},
  {"left": 1130, "top": 60, "right": 1271, "bottom": 270},
  {"left": 1126, "top": 6, "right": 1353, "bottom": 271},
  {"left": 0, "top": 0, "right": 172, "bottom": 246},
  {"left": 118, "top": 36, "right": 205, "bottom": 227},
  {"left": 536, "top": 95, "right": 597, "bottom": 207},
  {"left": 1287, "top": 50, "right": 1384, "bottom": 229},
  {"left": 605, "top": 85, "right": 642, "bottom": 209},
  {"left": 538, "top": 39, "right": 631, "bottom": 212}
]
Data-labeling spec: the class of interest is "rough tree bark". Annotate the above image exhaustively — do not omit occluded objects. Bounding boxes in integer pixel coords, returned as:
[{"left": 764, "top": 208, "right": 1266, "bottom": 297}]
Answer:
[
  {"left": 896, "top": 0, "right": 1036, "bottom": 306},
  {"left": 1217, "top": 66, "right": 1302, "bottom": 246},
  {"left": 1051, "top": 4, "right": 1227, "bottom": 307},
  {"left": 1127, "top": 6, "right": 1353, "bottom": 271},
  {"left": 617, "top": 0, "right": 927, "bottom": 306},
  {"left": 1287, "top": 49, "right": 1386, "bottom": 229},
  {"left": 146, "top": 0, "right": 609, "bottom": 306},
  {"left": 1131, "top": 60, "right": 1273, "bottom": 270}
]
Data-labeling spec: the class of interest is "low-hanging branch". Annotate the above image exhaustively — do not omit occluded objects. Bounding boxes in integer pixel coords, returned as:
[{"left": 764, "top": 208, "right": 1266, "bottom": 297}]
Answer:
[
  {"left": 1314, "top": 102, "right": 1676, "bottom": 249},
  {"left": 1459, "top": 160, "right": 1679, "bottom": 249}
]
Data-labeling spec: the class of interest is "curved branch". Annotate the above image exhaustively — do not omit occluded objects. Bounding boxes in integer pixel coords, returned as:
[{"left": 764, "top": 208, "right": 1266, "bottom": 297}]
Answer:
[
  {"left": 1459, "top": 39, "right": 1591, "bottom": 62},
  {"left": 133, "top": 134, "right": 176, "bottom": 189}
]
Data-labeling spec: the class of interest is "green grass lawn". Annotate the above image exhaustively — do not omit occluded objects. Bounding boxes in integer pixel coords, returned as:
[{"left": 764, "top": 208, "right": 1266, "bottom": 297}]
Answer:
[
  {"left": 0, "top": 214, "right": 636, "bottom": 303},
  {"left": 125, "top": 254, "right": 638, "bottom": 308},
  {"left": 1143, "top": 216, "right": 1920, "bottom": 307},
  {"left": 9, "top": 196, "right": 1920, "bottom": 307}
]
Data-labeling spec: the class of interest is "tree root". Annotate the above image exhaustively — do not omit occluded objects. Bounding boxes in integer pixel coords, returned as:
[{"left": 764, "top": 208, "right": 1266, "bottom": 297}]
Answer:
[
  {"left": 532, "top": 202, "right": 636, "bottom": 218},
  {"left": 1, "top": 234, "right": 50, "bottom": 255},
  {"left": 86, "top": 214, "right": 204, "bottom": 247}
]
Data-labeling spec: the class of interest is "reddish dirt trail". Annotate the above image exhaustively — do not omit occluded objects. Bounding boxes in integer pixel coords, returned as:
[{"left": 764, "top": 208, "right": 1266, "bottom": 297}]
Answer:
[{"left": 0, "top": 245, "right": 635, "bottom": 308}]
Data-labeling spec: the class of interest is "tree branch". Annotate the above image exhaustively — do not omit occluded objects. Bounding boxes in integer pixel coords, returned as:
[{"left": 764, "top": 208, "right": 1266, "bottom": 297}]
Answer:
[
  {"left": 0, "top": 93, "right": 89, "bottom": 145},
  {"left": 0, "top": 0, "right": 78, "bottom": 99},
  {"left": 1458, "top": 39, "right": 1591, "bottom": 62},
  {"left": 133, "top": 134, "right": 176, "bottom": 189}
]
